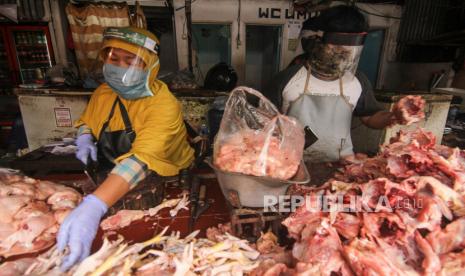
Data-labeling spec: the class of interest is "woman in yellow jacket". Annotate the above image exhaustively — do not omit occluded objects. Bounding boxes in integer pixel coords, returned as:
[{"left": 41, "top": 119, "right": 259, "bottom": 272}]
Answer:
[{"left": 57, "top": 27, "right": 194, "bottom": 271}]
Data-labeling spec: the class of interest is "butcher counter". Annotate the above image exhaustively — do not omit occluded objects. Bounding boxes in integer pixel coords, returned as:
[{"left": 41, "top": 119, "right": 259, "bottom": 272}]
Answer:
[
  {"left": 4, "top": 148, "right": 335, "bottom": 260},
  {"left": 39, "top": 172, "right": 231, "bottom": 253},
  {"left": 2, "top": 167, "right": 231, "bottom": 263}
]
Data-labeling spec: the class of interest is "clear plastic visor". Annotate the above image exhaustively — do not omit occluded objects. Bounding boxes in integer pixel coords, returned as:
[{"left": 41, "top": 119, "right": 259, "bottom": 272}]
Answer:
[
  {"left": 310, "top": 42, "right": 364, "bottom": 82},
  {"left": 103, "top": 47, "right": 148, "bottom": 86}
]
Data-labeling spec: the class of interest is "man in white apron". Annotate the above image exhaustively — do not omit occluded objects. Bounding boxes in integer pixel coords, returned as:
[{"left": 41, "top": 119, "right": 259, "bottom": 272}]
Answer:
[{"left": 264, "top": 5, "right": 400, "bottom": 163}]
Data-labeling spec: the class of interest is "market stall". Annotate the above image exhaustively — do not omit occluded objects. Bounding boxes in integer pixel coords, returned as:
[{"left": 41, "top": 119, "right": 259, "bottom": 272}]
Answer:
[{"left": 2, "top": 0, "right": 465, "bottom": 275}]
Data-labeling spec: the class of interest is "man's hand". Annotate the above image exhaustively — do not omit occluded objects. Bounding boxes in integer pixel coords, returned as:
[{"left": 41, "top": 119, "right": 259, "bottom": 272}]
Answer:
[{"left": 360, "top": 111, "right": 396, "bottom": 129}]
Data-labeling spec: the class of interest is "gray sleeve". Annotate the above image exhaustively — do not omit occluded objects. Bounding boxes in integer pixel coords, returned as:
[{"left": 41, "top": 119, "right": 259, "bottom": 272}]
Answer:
[{"left": 353, "top": 71, "right": 383, "bottom": 117}]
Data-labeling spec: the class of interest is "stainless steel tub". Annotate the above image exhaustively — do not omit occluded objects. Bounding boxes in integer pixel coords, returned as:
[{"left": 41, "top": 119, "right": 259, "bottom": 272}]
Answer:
[{"left": 206, "top": 158, "right": 310, "bottom": 208}]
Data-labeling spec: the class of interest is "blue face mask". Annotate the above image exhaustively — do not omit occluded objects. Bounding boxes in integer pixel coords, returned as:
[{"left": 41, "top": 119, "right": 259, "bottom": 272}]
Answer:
[{"left": 103, "top": 63, "right": 153, "bottom": 100}]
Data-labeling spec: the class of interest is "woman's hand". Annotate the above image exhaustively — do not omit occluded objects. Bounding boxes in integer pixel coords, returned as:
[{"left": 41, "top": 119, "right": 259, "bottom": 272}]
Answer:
[
  {"left": 57, "top": 194, "right": 108, "bottom": 271},
  {"left": 75, "top": 134, "right": 97, "bottom": 165}
]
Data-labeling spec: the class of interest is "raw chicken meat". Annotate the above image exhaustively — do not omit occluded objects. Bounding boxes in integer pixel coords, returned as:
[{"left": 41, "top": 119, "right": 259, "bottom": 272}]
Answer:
[
  {"left": 0, "top": 257, "right": 35, "bottom": 276},
  {"left": 47, "top": 188, "right": 81, "bottom": 210},
  {"left": 276, "top": 128, "right": 465, "bottom": 276},
  {"left": 344, "top": 238, "right": 419, "bottom": 275},
  {"left": 214, "top": 130, "right": 302, "bottom": 180},
  {"left": 292, "top": 219, "right": 351, "bottom": 276},
  {"left": 250, "top": 261, "right": 294, "bottom": 276},
  {"left": 1, "top": 213, "right": 56, "bottom": 251},
  {"left": 393, "top": 95, "right": 426, "bottom": 125},
  {"left": 214, "top": 86, "right": 304, "bottom": 180},
  {"left": 14, "top": 201, "right": 49, "bottom": 220},
  {"left": 54, "top": 209, "right": 72, "bottom": 224},
  {"left": 0, "top": 195, "right": 31, "bottom": 223},
  {"left": 100, "top": 195, "right": 188, "bottom": 231},
  {"left": 333, "top": 213, "right": 361, "bottom": 240},
  {"left": 256, "top": 231, "right": 279, "bottom": 254},
  {"left": 415, "top": 231, "right": 441, "bottom": 275},
  {"left": 100, "top": 210, "right": 145, "bottom": 231},
  {"left": 426, "top": 217, "right": 465, "bottom": 254},
  {"left": 439, "top": 250, "right": 465, "bottom": 276},
  {"left": 0, "top": 171, "right": 81, "bottom": 258},
  {"left": 206, "top": 223, "right": 232, "bottom": 242}
]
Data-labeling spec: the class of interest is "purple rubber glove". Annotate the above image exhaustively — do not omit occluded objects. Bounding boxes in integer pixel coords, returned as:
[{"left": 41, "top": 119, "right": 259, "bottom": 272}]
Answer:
[
  {"left": 75, "top": 134, "right": 97, "bottom": 165},
  {"left": 57, "top": 194, "right": 108, "bottom": 271}
]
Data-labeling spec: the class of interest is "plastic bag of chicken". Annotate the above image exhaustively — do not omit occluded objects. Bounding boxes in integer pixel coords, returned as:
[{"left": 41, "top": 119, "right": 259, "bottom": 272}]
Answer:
[{"left": 213, "top": 86, "right": 304, "bottom": 180}]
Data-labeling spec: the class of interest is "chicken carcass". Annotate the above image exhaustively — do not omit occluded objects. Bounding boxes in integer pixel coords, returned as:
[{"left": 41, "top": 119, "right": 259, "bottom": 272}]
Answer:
[
  {"left": 426, "top": 217, "right": 465, "bottom": 255},
  {"left": 0, "top": 213, "right": 56, "bottom": 252},
  {"left": 393, "top": 95, "right": 426, "bottom": 125},
  {"left": 414, "top": 231, "right": 441, "bottom": 276},
  {"left": 206, "top": 223, "right": 232, "bottom": 242},
  {"left": 280, "top": 128, "right": 465, "bottom": 276},
  {"left": 0, "top": 195, "right": 31, "bottom": 223},
  {"left": 439, "top": 250, "right": 465, "bottom": 276},
  {"left": 100, "top": 195, "right": 188, "bottom": 231},
  {"left": 100, "top": 209, "right": 145, "bottom": 231},
  {"left": 47, "top": 188, "right": 81, "bottom": 210},
  {"left": 0, "top": 172, "right": 81, "bottom": 258},
  {"left": 0, "top": 258, "right": 36, "bottom": 276},
  {"left": 343, "top": 238, "right": 419, "bottom": 276},
  {"left": 292, "top": 219, "right": 352, "bottom": 276}
]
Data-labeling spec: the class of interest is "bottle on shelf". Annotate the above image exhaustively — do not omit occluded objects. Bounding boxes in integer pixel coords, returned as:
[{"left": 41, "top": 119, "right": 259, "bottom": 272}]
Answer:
[{"left": 21, "top": 33, "right": 26, "bottom": 44}]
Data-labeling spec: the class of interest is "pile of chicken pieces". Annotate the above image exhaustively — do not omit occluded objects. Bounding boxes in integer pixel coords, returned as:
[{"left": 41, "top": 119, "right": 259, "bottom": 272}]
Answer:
[
  {"left": 267, "top": 128, "right": 465, "bottom": 275},
  {"left": 0, "top": 170, "right": 81, "bottom": 259},
  {"left": 214, "top": 130, "right": 302, "bottom": 180}
]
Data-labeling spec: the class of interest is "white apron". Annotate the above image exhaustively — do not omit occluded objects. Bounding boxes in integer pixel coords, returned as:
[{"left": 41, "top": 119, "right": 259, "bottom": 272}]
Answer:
[{"left": 287, "top": 66, "right": 354, "bottom": 163}]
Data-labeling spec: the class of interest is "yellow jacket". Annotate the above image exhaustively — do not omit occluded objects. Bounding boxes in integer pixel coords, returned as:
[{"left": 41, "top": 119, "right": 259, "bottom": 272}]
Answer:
[{"left": 76, "top": 80, "right": 194, "bottom": 176}]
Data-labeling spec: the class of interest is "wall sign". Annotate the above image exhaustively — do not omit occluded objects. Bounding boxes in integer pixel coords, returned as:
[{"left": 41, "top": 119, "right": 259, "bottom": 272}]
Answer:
[
  {"left": 54, "top": 108, "right": 72, "bottom": 127},
  {"left": 258, "top": 8, "right": 309, "bottom": 20},
  {"left": 287, "top": 20, "right": 302, "bottom": 51}
]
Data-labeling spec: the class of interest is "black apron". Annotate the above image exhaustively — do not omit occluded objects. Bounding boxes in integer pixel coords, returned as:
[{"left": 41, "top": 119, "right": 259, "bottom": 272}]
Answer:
[
  {"left": 97, "top": 97, "right": 136, "bottom": 171},
  {"left": 94, "top": 97, "right": 164, "bottom": 215}
]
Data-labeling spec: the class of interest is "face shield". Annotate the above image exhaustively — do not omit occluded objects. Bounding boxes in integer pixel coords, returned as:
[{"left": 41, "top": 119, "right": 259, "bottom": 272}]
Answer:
[
  {"left": 300, "top": 29, "right": 323, "bottom": 54},
  {"left": 103, "top": 47, "right": 148, "bottom": 87},
  {"left": 310, "top": 32, "right": 366, "bottom": 82},
  {"left": 100, "top": 27, "right": 160, "bottom": 97}
]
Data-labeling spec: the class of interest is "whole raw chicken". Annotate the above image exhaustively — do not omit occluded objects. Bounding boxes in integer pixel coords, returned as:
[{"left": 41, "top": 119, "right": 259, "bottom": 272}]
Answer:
[{"left": 0, "top": 171, "right": 81, "bottom": 258}]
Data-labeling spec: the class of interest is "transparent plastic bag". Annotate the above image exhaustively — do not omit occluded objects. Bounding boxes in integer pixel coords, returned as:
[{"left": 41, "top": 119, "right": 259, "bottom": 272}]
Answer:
[{"left": 213, "top": 86, "right": 304, "bottom": 180}]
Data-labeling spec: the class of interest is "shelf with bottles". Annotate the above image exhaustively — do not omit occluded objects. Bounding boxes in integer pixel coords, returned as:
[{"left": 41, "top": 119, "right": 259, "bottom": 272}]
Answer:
[
  {"left": 16, "top": 44, "right": 48, "bottom": 48},
  {"left": 14, "top": 32, "right": 48, "bottom": 46},
  {"left": 20, "top": 61, "right": 52, "bottom": 67},
  {"left": 17, "top": 51, "right": 51, "bottom": 67}
]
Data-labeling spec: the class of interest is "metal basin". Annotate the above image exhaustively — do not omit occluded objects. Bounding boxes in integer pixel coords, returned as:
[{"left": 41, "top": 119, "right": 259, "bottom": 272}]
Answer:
[{"left": 206, "top": 158, "right": 310, "bottom": 208}]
